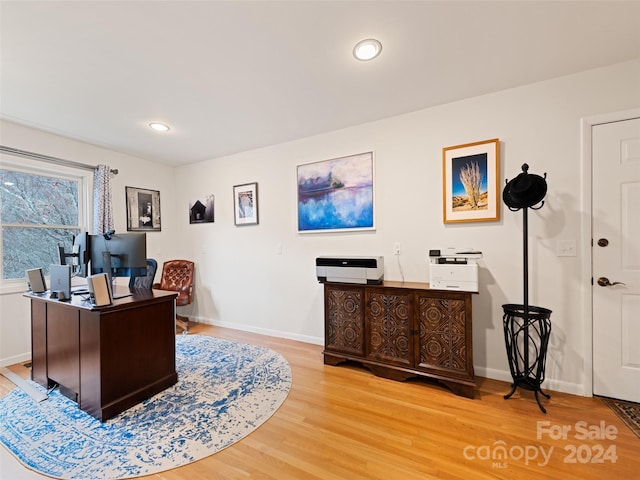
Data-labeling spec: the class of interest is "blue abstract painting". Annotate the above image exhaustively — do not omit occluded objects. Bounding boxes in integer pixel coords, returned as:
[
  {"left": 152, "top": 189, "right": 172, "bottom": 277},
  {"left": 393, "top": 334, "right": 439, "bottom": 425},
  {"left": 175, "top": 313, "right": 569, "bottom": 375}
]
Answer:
[{"left": 297, "top": 152, "right": 374, "bottom": 232}]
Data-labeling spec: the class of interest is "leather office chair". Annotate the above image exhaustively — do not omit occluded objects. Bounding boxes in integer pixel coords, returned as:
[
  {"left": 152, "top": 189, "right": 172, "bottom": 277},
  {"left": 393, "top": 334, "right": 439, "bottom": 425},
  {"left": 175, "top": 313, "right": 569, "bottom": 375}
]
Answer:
[
  {"left": 153, "top": 260, "right": 195, "bottom": 334},
  {"left": 129, "top": 258, "right": 158, "bottom": 289}
]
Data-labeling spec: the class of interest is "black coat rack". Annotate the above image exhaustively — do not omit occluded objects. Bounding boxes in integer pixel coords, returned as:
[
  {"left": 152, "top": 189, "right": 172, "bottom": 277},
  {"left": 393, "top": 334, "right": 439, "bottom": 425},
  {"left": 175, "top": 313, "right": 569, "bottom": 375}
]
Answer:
[{"left": 502, "top": 164, "right": 552, "bottom": 413}]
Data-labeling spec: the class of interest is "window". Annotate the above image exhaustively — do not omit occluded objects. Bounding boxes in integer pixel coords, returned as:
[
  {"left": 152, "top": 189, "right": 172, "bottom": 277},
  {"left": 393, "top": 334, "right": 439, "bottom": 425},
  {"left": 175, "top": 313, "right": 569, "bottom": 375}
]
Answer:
[{"left": 0, "top": 159, "right": 91, "bottom": 283}]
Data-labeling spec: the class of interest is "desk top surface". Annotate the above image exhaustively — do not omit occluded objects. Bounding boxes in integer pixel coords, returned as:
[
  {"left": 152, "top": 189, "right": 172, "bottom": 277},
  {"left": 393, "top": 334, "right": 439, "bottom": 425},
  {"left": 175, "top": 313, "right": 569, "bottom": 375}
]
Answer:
[
  {"left": 24, "top": 287, "right": 178, "bottom": 311},
  {"left": 323, "top": 280, "right": 477, "bottom": 294}
]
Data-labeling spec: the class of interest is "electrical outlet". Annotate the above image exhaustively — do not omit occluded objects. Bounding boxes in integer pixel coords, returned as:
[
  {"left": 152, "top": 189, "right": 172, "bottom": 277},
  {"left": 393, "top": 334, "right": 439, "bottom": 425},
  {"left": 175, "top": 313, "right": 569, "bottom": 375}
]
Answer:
[{"left": 394, "top": 243, "right": 401, "bottom": 255}]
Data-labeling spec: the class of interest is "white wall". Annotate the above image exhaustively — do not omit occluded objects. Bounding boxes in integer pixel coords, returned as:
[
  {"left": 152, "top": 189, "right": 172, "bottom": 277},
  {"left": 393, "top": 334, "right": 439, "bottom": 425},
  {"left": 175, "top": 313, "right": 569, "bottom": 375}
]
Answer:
[
  {"left": 2, "top": 60, "right": 639, "bottom": 396},
  {"left": 174, "top": 60, "right": 640, "bottom": 395},
  {"left": 0, "top": 121, "right": 178, "bottom": 366}
]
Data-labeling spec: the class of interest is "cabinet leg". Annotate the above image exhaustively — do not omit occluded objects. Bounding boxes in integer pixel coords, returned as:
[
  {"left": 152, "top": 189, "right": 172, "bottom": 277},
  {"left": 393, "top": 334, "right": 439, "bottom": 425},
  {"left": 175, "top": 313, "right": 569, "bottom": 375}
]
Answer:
[
  {"left": 368, "top": 364, "right": 415, "bottom": 382},
  {"left": 323, "top": 353, "right": 347, "bottom": 366},
  {"left": 439, "top": 380, "right": 475, "bottom": 399}
]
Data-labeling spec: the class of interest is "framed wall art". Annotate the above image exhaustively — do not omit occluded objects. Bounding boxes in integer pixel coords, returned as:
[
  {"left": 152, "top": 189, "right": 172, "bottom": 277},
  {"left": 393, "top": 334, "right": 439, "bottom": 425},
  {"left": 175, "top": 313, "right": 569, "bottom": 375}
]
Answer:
[
  {"left": 126, "top": 186, "right": 161, "bottom": 231},
  {"left": 233, "top": 182, "right": 258, "bottom": 225},
  {"left": 442, "top": 138, "right": 500, "bottom": 224},
  {"left": 189, "top": 194, "right": 215, "bottom": 224},
  {"left": 297, "top": 151, "right": 375, "bottom": 233}
]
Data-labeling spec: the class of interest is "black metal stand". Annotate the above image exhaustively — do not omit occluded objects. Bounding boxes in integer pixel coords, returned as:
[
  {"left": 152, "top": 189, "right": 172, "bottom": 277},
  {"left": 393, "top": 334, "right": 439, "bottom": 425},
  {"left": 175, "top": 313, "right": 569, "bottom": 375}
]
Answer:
[
  {"left": 503, "top": 303, "right": 552, "bottom": 413},
  {"left": 502, "top": 166, "right": 552, "bottom": 413}
]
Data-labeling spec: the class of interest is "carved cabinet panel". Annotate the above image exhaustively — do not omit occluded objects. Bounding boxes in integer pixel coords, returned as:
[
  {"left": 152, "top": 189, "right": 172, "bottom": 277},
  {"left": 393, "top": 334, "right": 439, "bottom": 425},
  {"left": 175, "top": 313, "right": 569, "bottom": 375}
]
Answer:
[
  {"left": 366, "top": 289, "right": 412, "bottom": 367},
  {"left": 323, "top": 281, "right": 476, "bottom": 398},
  {"left": 324, "top": 283, "right": 365, "bottom": 357},
  {"left": 415, "top": 292, "right": 474, "bottom": 383}
]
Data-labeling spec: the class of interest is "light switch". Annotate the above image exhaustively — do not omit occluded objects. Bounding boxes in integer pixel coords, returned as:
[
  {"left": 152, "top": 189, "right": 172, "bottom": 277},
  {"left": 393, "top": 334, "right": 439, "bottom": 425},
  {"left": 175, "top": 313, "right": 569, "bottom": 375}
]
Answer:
[{"left": 556, "top": 240, "right": 577, "bottom": 257}]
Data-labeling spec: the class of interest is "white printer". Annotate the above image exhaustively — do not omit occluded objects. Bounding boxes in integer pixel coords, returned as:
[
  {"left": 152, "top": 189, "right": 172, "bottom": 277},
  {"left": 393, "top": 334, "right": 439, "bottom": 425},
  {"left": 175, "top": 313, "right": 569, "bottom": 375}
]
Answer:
[
  {"left": 316, "top": 256, "right": 384, "bottom": 285},
  {"left": 429, "top": 248, "right": 482, "bottom": 292}
]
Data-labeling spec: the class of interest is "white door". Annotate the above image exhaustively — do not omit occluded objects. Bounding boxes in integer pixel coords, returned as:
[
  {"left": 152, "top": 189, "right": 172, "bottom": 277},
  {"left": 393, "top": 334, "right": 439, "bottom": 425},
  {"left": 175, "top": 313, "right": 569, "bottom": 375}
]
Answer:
[{"left": 592, "top": 117, "right": 640, "bottom": 402}]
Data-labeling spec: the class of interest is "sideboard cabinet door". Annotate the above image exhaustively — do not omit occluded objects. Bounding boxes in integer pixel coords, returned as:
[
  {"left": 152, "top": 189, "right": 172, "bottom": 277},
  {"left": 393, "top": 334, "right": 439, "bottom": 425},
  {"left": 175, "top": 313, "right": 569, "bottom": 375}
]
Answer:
[
  {"left": 415, "top": 291, "right": 474, "bottom": 383},
  {"left": 366, "top": 288, "right": 413, "bottom": 368},
  {"left": 324, "top": 284, "right": 365, "bottom": 357}
]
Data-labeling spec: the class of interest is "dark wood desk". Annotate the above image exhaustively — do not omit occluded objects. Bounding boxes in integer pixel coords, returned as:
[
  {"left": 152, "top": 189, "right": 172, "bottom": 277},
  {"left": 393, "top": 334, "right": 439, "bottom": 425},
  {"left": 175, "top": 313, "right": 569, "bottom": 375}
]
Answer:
[{"left": 26, "top": 288, "right": 178, "bottom": 421}]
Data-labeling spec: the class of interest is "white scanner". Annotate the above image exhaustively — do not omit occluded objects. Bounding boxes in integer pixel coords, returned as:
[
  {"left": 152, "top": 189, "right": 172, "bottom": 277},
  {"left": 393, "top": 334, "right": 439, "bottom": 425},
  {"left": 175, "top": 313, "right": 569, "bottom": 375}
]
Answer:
[{"left": 429, "top": 248, "right": 482, "bottom": 292}]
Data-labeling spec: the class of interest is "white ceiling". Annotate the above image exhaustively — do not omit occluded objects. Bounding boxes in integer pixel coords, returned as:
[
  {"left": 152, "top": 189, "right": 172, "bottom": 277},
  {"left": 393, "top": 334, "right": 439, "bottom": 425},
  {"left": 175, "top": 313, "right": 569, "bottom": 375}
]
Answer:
[{"left": 2, "top": 1, "right": 639, "bottom": 167}]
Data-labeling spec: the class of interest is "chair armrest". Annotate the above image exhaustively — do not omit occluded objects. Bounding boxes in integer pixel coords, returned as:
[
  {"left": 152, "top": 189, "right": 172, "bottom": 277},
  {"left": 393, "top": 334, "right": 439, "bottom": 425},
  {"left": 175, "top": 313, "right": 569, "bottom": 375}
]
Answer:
[
  {"left": 178, "top": 284, "right": 193, "bottom": 299},
  {"left": 187, "top": 284, "right": 193, "bottom": 303}
]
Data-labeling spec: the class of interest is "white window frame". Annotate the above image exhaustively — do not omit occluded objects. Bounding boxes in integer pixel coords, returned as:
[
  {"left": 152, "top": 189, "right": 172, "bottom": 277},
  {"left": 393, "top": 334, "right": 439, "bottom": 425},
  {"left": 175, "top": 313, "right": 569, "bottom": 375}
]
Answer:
[{"left": 0, "top": 154, "right": 92, "bottom": 293}]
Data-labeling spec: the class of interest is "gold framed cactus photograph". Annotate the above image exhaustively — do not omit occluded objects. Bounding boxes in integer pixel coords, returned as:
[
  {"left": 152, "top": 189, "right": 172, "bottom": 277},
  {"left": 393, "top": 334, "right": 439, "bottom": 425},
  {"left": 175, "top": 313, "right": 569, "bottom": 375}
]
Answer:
[{"left": 442, "top": 138, "right": 500, "bottom": 224}]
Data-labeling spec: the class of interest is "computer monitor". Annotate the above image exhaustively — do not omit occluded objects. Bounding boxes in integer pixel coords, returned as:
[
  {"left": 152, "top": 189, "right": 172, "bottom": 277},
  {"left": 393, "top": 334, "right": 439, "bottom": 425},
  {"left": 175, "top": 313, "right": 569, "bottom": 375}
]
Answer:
[
  {"left": 58, "top": 232, "right": 91, "bottom": 277},
  {"left": 89, "top": 232, "right": 147, "bottom": 281}
]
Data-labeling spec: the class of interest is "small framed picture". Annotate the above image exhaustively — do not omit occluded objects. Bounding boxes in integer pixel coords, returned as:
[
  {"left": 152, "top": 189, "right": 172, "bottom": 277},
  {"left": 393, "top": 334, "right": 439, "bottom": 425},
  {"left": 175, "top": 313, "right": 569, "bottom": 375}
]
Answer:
[
  {"left": 442, "top": 138, "right": 500, "bottom": 224},
  {"left": 126, "top": 186, "right": 161, "bottom": 231},
  {"left": 233, "top": 182, "right": 259, "bottom": 226},
  {"left": 189, "top": 195, "right": 215, "bottom": 224}
]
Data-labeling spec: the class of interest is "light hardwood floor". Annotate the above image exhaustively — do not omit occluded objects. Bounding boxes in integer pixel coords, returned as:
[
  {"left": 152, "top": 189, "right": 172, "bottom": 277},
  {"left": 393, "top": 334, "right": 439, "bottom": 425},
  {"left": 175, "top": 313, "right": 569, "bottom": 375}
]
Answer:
[{"left": 1, "top": 323, "right": 638, "bottom": 479}]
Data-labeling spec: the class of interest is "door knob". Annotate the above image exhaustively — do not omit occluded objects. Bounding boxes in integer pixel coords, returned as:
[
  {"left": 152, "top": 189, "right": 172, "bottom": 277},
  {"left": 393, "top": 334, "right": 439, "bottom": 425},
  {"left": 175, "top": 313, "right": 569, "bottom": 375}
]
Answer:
[
  {"left": 597, "top": 238, "right": 609, "bottom": 247},
  {"left": 597, "top": 277, "right": 626, "bottom": 287}
]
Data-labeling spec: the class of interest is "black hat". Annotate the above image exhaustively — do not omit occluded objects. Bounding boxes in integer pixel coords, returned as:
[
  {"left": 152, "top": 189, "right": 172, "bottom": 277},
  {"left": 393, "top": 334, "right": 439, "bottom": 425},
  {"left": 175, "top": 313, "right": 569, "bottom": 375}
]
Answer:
[{"left": 503, "top": 164, "right": 547, "bottom": 209}]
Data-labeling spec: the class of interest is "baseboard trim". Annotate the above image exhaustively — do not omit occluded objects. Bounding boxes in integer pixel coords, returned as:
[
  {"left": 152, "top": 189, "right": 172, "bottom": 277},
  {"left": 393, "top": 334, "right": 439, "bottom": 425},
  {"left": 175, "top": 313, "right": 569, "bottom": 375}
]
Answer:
[
  {"left": 0, "top": 353, "right": 31, "bottom": 368},
  {"left": 195, "top": 317, "right": 324, "bottom": 346},
  {"left": 474, "top": 366, "right": 513, "bottom": 383},
  {"left": 475, "top": 366, "right": 588, "bottom": 396}
]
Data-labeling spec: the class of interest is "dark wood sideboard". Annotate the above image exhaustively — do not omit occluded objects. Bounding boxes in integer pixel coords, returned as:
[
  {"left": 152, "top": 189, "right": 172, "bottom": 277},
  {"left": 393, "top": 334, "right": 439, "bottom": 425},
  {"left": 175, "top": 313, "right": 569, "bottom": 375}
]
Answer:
[
  {"left": 27, "top": 288, "right": 178, "bottom": 421},
  {"left": 323, "top": 281, "right": 476, "bottom": 398}
]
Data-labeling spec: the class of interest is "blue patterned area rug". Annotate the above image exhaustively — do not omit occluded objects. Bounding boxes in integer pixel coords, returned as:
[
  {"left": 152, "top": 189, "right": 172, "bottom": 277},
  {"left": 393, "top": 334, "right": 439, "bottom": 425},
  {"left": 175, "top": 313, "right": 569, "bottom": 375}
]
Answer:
[{"left": 0, "top": 334, "right": 292, "bottom": 479}]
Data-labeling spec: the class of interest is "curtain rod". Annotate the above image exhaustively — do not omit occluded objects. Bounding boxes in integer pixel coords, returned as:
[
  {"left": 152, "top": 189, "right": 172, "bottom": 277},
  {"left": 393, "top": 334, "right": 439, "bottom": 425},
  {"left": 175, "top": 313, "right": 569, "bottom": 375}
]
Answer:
[{"left": 0, "top": 145, "right": 119, "bottom": 175}]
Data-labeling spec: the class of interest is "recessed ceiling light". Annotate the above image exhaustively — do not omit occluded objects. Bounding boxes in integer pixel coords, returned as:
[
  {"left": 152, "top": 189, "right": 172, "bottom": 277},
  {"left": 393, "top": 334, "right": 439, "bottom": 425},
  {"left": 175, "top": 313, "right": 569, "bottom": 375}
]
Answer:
[
  {"left": 353, "top": 38, "right": 382, "bottom": 61},
  {"left": 149, "top": 122, "right": 170, "bottom": 132}
]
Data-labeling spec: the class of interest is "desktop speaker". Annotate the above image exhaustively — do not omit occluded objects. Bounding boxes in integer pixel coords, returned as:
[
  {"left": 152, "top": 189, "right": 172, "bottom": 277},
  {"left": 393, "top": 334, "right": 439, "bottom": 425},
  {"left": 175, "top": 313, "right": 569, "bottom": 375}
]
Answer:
[
  {"left": 87, "top": 272, "right": 113, "bottom": 307},
  {"left": 26, "top": 268, "right": 47, "bottom": 293}
]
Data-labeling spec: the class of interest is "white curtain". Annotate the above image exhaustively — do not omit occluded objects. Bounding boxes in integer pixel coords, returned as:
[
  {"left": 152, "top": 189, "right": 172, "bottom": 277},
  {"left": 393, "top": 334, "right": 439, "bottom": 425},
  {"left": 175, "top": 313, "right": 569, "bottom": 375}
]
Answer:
[{"left": 93, "top": 165, "right": 114, "bottom": 234}]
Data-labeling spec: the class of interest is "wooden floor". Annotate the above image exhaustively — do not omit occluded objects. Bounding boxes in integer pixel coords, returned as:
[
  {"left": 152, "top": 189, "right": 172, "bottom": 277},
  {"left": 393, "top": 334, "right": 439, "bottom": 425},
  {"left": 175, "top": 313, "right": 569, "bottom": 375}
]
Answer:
[{"left": 1, "top": 323, "right": 638, "bottom": 479}]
